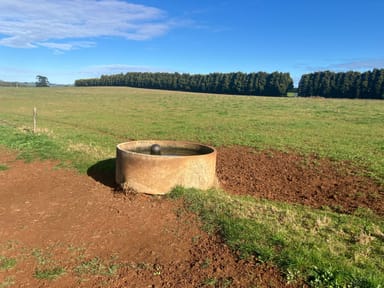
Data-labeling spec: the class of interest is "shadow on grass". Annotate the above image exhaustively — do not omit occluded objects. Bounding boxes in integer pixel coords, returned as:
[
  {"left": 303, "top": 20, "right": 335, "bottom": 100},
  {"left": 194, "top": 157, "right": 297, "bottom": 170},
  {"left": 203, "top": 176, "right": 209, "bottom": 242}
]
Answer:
[{"left": 87, "top": 158, "right": 117, "bottom": 189}]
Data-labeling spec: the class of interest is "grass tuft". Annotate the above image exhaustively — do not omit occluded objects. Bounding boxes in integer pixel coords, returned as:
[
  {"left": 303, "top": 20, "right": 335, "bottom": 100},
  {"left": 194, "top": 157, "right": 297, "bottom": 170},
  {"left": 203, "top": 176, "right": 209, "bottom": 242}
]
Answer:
[
  {"left": 74, "top": 257, "right": 119, "bottom": 277},
  {"left": 0, "top": 276, "right": 15, "bottom": 288},
  {"left": 0, "top": 256, "right": 16, "bottom": 271},
  {"left": 0, "top": 164, "right": 8, "bottom": 171},
  {"left": 33, "top": 267, "right": 66, "bottom": 280}
]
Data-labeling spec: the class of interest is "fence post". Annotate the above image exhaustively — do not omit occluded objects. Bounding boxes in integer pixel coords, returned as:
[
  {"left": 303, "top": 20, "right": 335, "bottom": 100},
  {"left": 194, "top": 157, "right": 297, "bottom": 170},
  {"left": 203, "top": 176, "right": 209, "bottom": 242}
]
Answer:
[{"left": 33, "top": 107, "right": 37, "bottom": 133}]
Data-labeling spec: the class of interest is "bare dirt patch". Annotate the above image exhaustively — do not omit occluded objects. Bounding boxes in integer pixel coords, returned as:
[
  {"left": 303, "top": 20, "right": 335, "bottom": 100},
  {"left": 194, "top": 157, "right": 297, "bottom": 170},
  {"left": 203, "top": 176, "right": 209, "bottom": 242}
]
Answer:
[
  {"left": 217, "top": 146, "right": 384, "bottom": 216},
  {"left": 0, "top": 148, "right": 297, "bottom": 288}
]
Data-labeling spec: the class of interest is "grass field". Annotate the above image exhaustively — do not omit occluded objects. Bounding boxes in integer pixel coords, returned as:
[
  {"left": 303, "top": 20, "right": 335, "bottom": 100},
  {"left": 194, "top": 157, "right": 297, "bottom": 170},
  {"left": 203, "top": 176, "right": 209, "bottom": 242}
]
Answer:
[
  {"left": 0, "top": 87, "right": 383, "bottom": 180},
  {"left": 0, "top": 86, "right": 383, "bottom": 287}
]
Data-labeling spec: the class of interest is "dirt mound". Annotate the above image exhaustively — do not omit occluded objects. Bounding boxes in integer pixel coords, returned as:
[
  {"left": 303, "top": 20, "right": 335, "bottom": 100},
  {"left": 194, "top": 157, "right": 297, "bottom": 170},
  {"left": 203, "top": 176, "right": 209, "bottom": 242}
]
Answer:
[
  {"left": 0, "top": 148, "right": 297, "bottom": 287},
  {"left": 217, "top": 147, "right": 384, "bottom": 216}
]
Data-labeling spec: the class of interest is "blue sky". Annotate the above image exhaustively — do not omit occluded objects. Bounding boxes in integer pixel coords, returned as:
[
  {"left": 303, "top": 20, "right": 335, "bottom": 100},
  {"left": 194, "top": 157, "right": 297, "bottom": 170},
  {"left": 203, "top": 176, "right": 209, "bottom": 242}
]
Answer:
[{"left": 0, "top": 0, "right": 383, "bottom": 86}]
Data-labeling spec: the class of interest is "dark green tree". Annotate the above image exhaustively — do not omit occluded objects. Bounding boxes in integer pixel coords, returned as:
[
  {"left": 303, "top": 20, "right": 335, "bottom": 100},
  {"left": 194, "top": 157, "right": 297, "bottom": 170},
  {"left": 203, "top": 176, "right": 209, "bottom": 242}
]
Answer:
[{"left": 36, "top": 75, "right": 49, "bottom": 87}]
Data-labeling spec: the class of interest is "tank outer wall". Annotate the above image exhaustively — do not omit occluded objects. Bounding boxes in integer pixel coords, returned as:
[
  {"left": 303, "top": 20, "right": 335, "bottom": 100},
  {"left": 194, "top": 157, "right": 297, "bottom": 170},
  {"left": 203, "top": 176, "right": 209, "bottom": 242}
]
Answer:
[{"left": 115, "top": 141, "right": 217, "bottom": 195}]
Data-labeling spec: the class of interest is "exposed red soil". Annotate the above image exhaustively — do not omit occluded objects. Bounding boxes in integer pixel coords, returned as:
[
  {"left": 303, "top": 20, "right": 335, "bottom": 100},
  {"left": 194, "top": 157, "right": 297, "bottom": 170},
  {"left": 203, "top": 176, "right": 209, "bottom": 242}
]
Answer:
[
  {"left": 0, "top": 148, "right": 298, "bottom": 288},
  {"left": 217, "top": 146, "right": 384, "bottom": 216},
  {"left": 1, "top": 146, "right": 382, "bottom": 287}
]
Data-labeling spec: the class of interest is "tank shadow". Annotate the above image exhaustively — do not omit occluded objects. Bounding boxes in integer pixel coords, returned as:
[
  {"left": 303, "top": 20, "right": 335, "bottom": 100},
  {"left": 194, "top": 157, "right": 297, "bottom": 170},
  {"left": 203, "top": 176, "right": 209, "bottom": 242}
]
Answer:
[{"left": 87, "top": 158, "right": 117, "bottom": 189}]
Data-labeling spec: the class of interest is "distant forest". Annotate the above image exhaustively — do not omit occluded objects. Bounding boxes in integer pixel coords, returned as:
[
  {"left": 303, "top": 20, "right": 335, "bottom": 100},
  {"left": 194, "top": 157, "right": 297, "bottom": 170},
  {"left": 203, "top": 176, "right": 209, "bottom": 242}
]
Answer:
[
  {"left": 298, "top": 69, "right": 384, "bottom": 99},
  {"left": 75, "top": 72, "right": 294, "bottom": 96},
  {"left": 61, "top": 69, "right": 383, "bottom": 99}
]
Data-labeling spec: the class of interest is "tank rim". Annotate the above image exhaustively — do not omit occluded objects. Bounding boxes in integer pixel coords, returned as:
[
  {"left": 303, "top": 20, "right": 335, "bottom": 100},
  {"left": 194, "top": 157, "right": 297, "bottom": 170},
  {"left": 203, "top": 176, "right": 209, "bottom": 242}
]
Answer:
[{"left": 116, "top": 140, "right": 216, "bottom": 158}]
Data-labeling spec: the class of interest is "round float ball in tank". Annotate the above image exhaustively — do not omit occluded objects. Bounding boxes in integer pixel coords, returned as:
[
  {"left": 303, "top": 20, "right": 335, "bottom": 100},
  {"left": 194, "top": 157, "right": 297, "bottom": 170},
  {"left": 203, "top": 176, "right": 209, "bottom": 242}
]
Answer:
[{"left": 150, "top": 144, "right": 161, "bottom": 155}]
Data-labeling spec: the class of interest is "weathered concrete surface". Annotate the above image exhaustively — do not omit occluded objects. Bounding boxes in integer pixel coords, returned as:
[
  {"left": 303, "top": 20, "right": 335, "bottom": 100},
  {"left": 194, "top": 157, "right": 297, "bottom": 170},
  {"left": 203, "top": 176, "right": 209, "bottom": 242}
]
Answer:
[{"left": 116, "top": 140, "right": 218, "bottom": 195}]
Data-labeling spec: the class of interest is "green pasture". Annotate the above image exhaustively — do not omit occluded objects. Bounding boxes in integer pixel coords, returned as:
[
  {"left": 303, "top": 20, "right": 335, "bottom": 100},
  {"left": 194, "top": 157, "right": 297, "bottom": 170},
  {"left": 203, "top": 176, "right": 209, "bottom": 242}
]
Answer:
[
  {"left": 0, "top": 86, "right": 383, "bottom": 180},
  {"left": 0, "top": 86, "right": 383, "bottom": 287}
]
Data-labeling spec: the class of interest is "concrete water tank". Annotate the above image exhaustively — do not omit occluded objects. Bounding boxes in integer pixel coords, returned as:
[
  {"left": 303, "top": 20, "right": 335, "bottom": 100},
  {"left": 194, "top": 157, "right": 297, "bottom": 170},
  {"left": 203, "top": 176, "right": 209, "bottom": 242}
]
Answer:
[{"left": 115, "top": 140, "right": 218, "bottom": 195}]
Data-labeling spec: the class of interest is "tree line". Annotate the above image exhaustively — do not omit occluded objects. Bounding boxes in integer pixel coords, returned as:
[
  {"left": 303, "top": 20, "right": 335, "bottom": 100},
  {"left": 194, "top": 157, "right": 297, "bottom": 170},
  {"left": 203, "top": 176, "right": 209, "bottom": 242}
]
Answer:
[
  {"left": 75, "top": 71, "right": 294, "bottom": 96},
  {"left": 298, "top": 69, "right": 384, "bottom": 99},
  {"left": 74, "top": 69, "right": 384, "bottom": 99}
]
